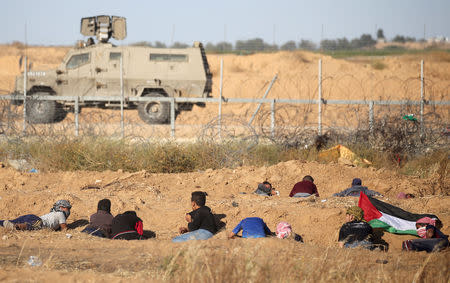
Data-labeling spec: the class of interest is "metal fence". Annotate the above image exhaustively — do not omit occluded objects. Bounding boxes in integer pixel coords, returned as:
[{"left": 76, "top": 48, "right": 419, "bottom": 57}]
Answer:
[{"left": 0, "top": 59, "right": 449, "bottom": 148}]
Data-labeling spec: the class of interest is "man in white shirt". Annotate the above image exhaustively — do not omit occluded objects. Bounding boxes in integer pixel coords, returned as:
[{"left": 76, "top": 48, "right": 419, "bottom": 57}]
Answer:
[
  {"left": 1, "top": 200, "right": 71, "bottom": 231},
  {"left": 40, "top": 200, "right": 72, "bottom": 230}
]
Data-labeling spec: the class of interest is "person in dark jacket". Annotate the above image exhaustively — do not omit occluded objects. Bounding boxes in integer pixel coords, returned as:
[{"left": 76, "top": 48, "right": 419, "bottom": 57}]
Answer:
[
  {"left": 254, "top": 181, "right": 276, "bottom": 196},
  {"left": 289, "top": 175, "right": 319, "bottom": 197},
  {"left": 82, "top": 199, "right": 114, "bottom": 238},
  {"left": 173, "top": 191, "right": 217, "bottom": 242},
  {"left": 111, "top": 211, "right": 145, "bottom": 240},
  {"left": 338, "top": 206, "right": 374, "bottom": 249},
  {"left": 333, "top": 178, "right": 382, "bottom": 197}
]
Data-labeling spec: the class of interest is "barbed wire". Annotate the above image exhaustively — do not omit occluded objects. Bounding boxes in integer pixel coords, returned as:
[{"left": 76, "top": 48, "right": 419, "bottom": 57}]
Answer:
[{"left": 0, "top": 74, "right": 448, "bottom": 159}]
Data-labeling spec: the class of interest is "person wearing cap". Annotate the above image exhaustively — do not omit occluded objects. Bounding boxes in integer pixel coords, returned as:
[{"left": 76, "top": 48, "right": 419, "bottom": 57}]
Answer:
[
  {"left": 338, "top": 206, "right": 374, "bottom": 249},
  {"left": 333, "top": 178, "right": 382, "bottom": 197},
  {"left": 1, "top": 199, "right": 72, "bottom": 231},
  {"left": 289, "top": 175, "right": 319, "bottom": 197},
  {"left": 82, "top": 199, "right": 114, "bottom": 238}
]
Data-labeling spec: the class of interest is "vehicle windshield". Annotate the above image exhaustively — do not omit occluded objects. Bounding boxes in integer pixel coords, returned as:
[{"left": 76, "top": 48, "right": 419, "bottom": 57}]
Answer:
[{"left": 67, "top": 53, "right": 90, "bottom": 69}]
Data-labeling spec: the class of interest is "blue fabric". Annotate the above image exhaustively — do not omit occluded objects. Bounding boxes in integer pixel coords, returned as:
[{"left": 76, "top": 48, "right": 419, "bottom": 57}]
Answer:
[
  {"left": 81, "top": 226, "right": 107, "bottom": 238},
  {"left": 172, "top": 229, "right": 214, "bottom": 243},
  {"left": 0, "top": 214, "right": 43, "bottom": 230},
  {"left": 232, "top": 217, "right": 271, "bottom": 238}
]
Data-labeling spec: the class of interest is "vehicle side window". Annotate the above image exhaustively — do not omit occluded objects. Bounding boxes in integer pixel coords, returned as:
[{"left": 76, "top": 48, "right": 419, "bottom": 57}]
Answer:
[
  {"left": 110, "top": 52, "right": 122, "bottom": 60},
  {"left": 66, "top": 53, "right": 90, "bottom": 69},
  {"left": 149, "top": 54, "right": 188, "bottom": 62}
]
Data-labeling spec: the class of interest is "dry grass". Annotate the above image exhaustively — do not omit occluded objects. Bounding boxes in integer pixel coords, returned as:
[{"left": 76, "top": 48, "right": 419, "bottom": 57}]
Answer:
[{"left": 0, "top": 232, "right": 448, "bottom": 282}]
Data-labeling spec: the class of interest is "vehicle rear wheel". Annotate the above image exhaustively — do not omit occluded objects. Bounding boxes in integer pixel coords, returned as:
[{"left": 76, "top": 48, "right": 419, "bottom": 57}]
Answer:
[
  {"left": 25, "top": 92, "right": 62, "bottom": 124},
  {"left": 138, "top": 92, "right": 170, "bottom": 124}
]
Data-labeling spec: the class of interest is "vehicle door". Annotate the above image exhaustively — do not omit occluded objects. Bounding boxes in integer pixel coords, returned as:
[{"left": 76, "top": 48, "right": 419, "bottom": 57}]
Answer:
[
  {"left": 94, "top": 49, "right": 125, "bottom": 97},
  {"left": 58, "top": 52, "right": 95, "bottom": 97}
]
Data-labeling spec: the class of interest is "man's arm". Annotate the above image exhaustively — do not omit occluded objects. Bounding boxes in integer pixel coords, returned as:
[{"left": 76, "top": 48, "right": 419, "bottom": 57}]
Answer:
[
  {"left": 229, "top": 221, "right": 242, "bottom": 238},
  {"left": 313, "top": 184, "right": 319, "bottom": 197},
  {"left": 187, "top": 211, "right": 203, "bottom": 231},
  {"left": 58, "top": 213, "right": 67, "bottom": 231}
]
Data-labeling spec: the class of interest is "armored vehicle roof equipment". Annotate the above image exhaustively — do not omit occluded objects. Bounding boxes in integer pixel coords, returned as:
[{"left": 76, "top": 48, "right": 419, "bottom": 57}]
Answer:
[{"left": 81, "top": 15, "right": 127, "bottom": 43}]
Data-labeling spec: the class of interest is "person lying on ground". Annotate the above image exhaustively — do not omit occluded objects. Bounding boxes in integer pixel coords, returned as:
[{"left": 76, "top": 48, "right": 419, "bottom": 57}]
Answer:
[
  {"left": 1, "top": 200, "right": 72, "bottom": 231},
  {"left": 402, "top": 217, "right": 449, "bottom": 252},
  {"left": 338, "top": 206, "right": 375, "bottom": 249},
  {"left": 289, "top": 175, "right": 319, "bottom": 197},
  {"left": 82, "top": 198, "right": 114, "bottom": 238},
  {"left": 228, "top": 217, "right": 272, "bottom": 239},
  {"left": 173, "top": 191, "right": 217, "bottom": 243},
  {"left": 333, "top": 178, "right": 382, "bottom": 197},
  {"left": 111, "top": 211, "right": 145, "bottom": 240},
  {"left": 254, "top": 181, "right": 277, "bottom": 196},
  {"left": 276, "top": 221, "right": 303, "bottom": 242}
]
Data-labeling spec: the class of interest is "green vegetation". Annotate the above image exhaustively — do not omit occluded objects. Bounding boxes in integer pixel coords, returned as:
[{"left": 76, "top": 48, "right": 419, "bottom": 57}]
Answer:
[
  {"left": 0, "top": 138, "right": 446, "bottom": 179},
  {"left": 371, "top": 61, "right": 387, "bottom": 70}
]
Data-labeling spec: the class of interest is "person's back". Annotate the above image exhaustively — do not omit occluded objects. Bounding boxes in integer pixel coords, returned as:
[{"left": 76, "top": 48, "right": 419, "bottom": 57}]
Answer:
[
  {"left": 338, "top": 206, "right": 374, "bottom": 249},
  {"left": 339, "top": 220, "right": 373, "bottom": 244},
  {"left": 289, "top": 175, "right": 319, "bottom": 197},
  {"left": 333, "top": 178, "right": 382, "bottom": 197},
  {"left": 187, "top": 205, "right": 217, "bottom": 234},
  {"left": 111, "top": 211, "right": 144, "bottom": 240},
  {"left": 230, "top": 217, "right": 272, "bottom": 238},
  {"left": 83, "top": 199, "right": 114, "bottom": 238}
]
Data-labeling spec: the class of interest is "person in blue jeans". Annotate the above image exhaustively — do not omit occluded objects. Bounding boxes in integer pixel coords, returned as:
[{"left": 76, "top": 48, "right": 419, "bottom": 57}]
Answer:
[
  {"left": 172, "top": 191, "right": 217, "bottom": 243},
  {"left": 229, "top": 217, "right": 272, "bottom": 239}
]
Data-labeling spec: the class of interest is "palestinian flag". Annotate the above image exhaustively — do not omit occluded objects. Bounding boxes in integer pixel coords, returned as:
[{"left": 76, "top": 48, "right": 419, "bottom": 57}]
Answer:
[{"left": 358, "top": 192, "right": 440, "bottom": 236}]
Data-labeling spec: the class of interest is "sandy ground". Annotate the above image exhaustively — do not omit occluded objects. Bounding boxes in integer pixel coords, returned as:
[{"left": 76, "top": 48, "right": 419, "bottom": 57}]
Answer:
[
  {"left": 0, "top": 160, "right": 449, "bottom": 281},
  {"left": 0, "top": 45, "right": 449, "bottom": 281}
]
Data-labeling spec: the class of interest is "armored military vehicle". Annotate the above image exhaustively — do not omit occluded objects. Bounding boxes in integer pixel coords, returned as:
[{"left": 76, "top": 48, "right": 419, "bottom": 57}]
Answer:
[{"left": 13, "top": 15, "right": 212, "bottom": 124}]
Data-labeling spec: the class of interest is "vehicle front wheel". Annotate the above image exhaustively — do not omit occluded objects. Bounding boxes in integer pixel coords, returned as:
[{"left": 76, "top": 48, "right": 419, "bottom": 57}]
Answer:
[
  {"left": 25, "top": 92, "right": 63, "bottom": 124},
  {"left": 138, "top": 92, "right": 170, "bottom": 124}
]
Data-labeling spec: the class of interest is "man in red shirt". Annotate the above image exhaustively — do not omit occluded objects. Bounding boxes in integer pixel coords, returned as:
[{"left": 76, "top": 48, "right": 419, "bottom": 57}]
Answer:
[{"left": 289, "top": 175, "right": 319, "bottom": 197}]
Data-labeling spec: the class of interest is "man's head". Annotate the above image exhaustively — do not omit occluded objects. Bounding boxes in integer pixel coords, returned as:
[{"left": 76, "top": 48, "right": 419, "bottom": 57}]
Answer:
[
  {"left": 302, "top": 175, "right": 314, "bottom": 183},
  {"left": 352, "top": 178, "right": 362, "bottom": 186},
  {"left": 191, "top": 191, "right": 207, "bottom": 208},
  {"left": 97, "top": 199, "right": 111, "bottom": 213},
  {"left": 262, "top": 181, "right": 272, "bottom": 189},
  {"left": 346, "top": 206, "right": 364, "bottom": 222},
  {"left": 52, "top": 200, "right": 72, "bottom": 218}
]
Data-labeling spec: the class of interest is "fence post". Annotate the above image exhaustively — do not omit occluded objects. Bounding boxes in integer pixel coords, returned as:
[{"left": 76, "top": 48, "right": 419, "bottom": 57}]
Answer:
[
  {"left": 120, "top": 55, "right": 124, "bottom": 138},
  {"left": 271, "top": 99, "right": 275, "bottom": 138},
  {"left": 22, "top": 56, "right": 27, "bottom": 134},
  {"left": 248, "top": 74, "right": 278, "bottom": 126},
  {"left": 75, "top": 96, "right": 79, "bottom": 137},
  {"left": 318, "top": 59, "right": 322, "bottom": 135},
  {"left": 420, "top": 59, "right": 424, "bottom": 136},
  {"left": 369, "top": 101, "right": 374, "bottom": 134},
  {"left": 170, "top": 98, "right": 175, "bottom": 138},
  {"left": 218, "top": 58, "right": 223, "bottom": 140}
]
